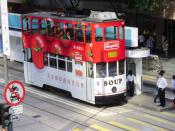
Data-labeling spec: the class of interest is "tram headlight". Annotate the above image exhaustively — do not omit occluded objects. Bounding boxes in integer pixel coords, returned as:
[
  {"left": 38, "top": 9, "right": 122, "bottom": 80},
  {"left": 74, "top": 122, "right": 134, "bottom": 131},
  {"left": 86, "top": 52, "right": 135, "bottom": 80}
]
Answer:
[{"left": 112, "top": 87, "right": 117, "bottom": 93}]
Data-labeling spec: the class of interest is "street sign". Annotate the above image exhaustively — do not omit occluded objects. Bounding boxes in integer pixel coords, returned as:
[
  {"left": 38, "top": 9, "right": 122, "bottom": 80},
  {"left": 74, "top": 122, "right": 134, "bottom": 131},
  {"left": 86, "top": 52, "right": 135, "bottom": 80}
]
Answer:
[
  {"left": 9, "top": 104, "right": 23, "bottom": 115},
  {"left": 3, "top": 80, "right": 26, "bottom": 106}
]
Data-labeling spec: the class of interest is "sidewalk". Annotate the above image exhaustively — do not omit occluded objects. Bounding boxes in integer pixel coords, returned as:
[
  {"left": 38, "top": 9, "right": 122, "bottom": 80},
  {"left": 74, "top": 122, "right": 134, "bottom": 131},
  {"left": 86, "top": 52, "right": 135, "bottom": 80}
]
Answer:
[{"left": 128, "top": 84, "right": 175, "bottom": 112}]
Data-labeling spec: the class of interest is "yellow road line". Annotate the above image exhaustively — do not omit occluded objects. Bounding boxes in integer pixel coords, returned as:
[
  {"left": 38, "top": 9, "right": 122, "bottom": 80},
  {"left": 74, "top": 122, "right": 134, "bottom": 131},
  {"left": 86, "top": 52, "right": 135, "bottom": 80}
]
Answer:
[
  {"left": 161, "top": 112, "right": 175, "bottom": 118},
  {"left": 72, "top": 128, "right": 82, "bottom": 131},
  {"left": 144, "top": 114, "right": 175, "bottom": 127},
  {"left": 109, "top": 121, "right": 140, "bottom": 131},
  {"left": 90, "top": 124, "right": 111, "bottom": 131},
  {"left": 127, "top": 118, "right": 168, "bottom": 131}
]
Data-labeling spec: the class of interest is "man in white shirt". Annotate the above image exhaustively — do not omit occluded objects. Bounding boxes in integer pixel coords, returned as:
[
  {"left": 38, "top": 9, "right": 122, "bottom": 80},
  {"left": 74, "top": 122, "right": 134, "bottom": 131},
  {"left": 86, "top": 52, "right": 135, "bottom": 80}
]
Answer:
[
  {"left": 127, "top": 70, "right": 135, "bottom": 96},
  {"left": 156, "top": 70, "right": 167, "bottom": 107}
]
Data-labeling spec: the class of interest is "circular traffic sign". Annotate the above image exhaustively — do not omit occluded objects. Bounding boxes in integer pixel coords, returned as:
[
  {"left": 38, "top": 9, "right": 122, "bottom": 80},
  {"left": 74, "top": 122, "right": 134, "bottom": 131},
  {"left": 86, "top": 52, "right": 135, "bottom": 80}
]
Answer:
[{"left": 3, "top": 80, "right": 26, "bottom": 106}]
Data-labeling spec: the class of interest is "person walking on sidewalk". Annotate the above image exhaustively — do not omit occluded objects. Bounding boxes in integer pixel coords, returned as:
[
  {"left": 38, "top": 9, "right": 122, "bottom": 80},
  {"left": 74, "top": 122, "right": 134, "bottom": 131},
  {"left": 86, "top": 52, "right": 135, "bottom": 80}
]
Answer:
[
  {"left": 156, "top": 70, "right": 167, "bottom": 107},
  {"left": 154, "top": 71, "right": 160, "bottom": 103},
  {"left": 127, "top": 70, "right": 135, "bottom": 96},
  {"left": 172, "top": 75, "right": 175, "bottom": 105}
]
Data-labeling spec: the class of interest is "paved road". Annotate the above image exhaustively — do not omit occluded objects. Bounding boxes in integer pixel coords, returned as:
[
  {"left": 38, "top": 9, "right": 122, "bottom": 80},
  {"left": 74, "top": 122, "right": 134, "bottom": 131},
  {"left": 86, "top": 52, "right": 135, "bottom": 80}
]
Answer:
[{"left": 0, "top": 64, "right": 175, "bottom": 131}]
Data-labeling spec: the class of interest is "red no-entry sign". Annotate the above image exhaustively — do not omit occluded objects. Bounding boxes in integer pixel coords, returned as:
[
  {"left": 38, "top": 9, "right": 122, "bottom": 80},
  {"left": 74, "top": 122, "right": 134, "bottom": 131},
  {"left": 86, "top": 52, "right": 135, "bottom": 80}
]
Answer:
[{"left": 3, "top": 80, "right": 26, "bottom": 106}]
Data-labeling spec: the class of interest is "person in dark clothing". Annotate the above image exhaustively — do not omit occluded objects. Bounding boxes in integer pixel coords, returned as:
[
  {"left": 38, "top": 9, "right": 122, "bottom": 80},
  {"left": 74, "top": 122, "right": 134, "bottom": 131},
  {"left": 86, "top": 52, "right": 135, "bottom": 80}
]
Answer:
[{"left": 127, "top": 70, "right": 135, "bottom": 96}]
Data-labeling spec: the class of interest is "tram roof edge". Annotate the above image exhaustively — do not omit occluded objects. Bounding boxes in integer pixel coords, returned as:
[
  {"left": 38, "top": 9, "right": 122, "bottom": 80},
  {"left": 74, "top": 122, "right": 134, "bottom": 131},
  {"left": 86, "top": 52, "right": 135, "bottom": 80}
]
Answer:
[{"left": 21, "top": 11, "right": 122, "bottom": 23}]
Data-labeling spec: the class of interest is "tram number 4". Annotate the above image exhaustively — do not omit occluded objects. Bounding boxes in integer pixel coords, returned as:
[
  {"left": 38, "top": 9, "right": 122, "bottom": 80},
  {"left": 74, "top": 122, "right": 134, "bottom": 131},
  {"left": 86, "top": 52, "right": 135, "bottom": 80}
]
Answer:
[{"left": 104, "top": 79, "right": 122, "bottom": 87}]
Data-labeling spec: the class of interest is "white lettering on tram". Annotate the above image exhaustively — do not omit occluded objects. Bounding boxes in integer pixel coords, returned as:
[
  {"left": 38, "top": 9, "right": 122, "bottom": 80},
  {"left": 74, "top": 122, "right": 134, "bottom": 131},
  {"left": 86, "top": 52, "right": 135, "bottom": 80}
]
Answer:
[
  {"left": 104, "top": 41, "right": 119, "bottom": 50},
  {"left": 104, "top": 79, "right": 122, "bottom": 87},
  {"left": 47, "top": 74, "right": 84, "bottom": 88},
  {"left": 73, "top": 45, "right": 83, "bottom": 51}
]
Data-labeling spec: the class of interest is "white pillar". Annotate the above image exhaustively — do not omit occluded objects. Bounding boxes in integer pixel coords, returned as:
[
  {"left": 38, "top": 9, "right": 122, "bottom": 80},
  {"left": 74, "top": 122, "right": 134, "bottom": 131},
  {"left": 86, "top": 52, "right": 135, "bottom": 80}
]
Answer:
[{"left": 134, "top": 58, "right": 142, "bottom": 95}]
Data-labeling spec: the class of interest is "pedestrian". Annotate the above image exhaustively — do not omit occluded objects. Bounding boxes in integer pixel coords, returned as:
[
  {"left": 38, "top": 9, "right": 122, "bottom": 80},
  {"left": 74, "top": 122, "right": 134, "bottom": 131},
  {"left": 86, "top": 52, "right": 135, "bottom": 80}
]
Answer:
[
  {"left": 162, "top": 35, "right": 169, "bottom": 60},
  {"left": 172, "top": 75, "right": 175, "bottom": 105},
  {"left": 146, "top": 35, "right": 154, "bottom": 54},
  {"left": 156, "top": 70, "right": 167, "bottom": 107},
  {"left": 127, "top": 70, "right": 135, "bottom": 96},
  {"left": 154, "top": 71, "right": 160, "bottom": 103},
  {"left": 138, "top": 32, "right": 145, "bottom": 48}
]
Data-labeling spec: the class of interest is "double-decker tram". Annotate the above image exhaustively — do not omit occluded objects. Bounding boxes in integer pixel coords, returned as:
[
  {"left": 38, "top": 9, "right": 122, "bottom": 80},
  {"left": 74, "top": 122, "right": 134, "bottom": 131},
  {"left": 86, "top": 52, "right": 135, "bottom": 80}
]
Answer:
[{"left": 22, "top": 11, "right": 126, "bottom": 105}]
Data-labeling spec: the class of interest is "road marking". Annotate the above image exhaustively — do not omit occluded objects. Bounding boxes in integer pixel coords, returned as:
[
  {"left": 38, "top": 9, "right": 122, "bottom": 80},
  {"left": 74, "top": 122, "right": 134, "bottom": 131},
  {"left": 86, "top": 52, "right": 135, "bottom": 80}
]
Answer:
[
  {"left": 90, "top": 124, "right": 111, "bottom": 131},
  {"left": 161, "top": 112, "right": 175, "bottom": 118},
  {"left": 25, "top": 86, "right": 116, "bottom": 117},
  {"left": 109, "top": 121, "right": 140, "bottom": 131},
  {"left": 116, "top": 107, "right": 133, "bottom": 113},
  {"left": 144, "top": 114, "right": 175, "bottom": 127},
  {"left": 71, "top": 128, "right": 82, "bottom": 131},
  {"left": 127, "top": 118, "right": 168, "bottom": 131}
]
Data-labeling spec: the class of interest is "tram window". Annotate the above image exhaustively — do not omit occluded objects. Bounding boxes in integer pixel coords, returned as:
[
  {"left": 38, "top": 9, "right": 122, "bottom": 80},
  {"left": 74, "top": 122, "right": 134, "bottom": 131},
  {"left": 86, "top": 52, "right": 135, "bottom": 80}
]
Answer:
[
  {"left": 56, "top": 22, "right": 64, "bottom": 39},
  {"left": 75, "top": 24, "right": 84, "bottom": 42},
  {"left": 22, "top": 17, "right": 31, "bottom": 33},
  {"left": 119, "top": 26, "right": 124, "bottom": 39},
  {"left": 85, "top": 26, "right": 92, "bottom": 43},
  {"left": 96, "top": 62, "right": 107, "bottom": 78},
  {"left": 87, "top": 62, "right": 93, "bottom": 78},
  {"left": 95, "top": 28, "right": 103, "bottom": 42},
  {"left": 65, "top": 28, "right": 74, "bottom": 40},
  {"left": 67, "top": 61, "right": 72, "bottom": 72},
  {"left": 109, "top": 62, "right": 117, "bottom": 77},
  {"left": 40, "top": 20, "right": 47, "bottom": 35},
  {"left": 58, "top": 60, "right": 66, "bottom": 70},
  {"left": 46, "top": 21, "right": 54, "bottom": 36},
  {"left": 105, "top": 26, "right": 118, "bottom": 40},
  {"left": 49, "top": 54, "right": 57, "bottom": 68},
  {"left": 24, "top": 48, "right": 32, "bottom": 62},
  {"left": 31, "top": 19, "right": 39, "bottom": 34},
  {"left": 44, "top": 53, "right": 48, "bottom": 66},
  {"left": 119, "top": 60, "right": 125, "bottom": 75}
]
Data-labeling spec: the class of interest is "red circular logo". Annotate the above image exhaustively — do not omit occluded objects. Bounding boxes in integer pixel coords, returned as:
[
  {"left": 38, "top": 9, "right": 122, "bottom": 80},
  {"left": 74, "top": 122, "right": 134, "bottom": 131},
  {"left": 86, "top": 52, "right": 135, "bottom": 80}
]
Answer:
[{"left": 3, "top": 80, "right": 26, "bottom": 106}]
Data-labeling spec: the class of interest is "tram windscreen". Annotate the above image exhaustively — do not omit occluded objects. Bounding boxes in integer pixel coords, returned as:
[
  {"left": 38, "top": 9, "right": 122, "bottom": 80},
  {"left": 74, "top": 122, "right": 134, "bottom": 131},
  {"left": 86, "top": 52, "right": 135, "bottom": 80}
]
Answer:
[
  {"left": 96, "top": 62, "right": 107, "bottom": 78},
  {"left": 109, "top": 62, "right": 117, "bottom": 77}
]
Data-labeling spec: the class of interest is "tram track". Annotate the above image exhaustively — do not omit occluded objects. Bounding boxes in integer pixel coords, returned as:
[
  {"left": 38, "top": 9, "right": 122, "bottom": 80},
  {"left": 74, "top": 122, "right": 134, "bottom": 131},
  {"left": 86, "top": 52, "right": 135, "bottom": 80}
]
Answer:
[{"left": 0, "top": 65, "right": 175, "bottom": 130}]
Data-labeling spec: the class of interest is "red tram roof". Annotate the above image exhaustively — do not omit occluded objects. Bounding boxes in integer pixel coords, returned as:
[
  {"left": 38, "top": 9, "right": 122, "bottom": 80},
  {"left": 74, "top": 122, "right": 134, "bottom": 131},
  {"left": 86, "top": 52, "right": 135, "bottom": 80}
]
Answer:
[{"left": 22, "top": 12, "right": 124, "bottom": 23}]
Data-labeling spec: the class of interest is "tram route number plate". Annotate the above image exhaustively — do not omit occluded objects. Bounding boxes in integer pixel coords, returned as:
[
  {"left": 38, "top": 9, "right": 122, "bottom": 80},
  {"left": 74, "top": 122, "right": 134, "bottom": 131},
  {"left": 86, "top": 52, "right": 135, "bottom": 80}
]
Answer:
[{"left": 9, "top": 104, "right": 23, "bottom": 115}]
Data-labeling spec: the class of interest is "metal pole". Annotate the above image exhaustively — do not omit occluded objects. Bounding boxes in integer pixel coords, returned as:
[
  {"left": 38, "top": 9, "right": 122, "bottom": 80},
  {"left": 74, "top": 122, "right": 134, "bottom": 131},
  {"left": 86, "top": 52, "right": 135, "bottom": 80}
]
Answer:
[{"left": 3, "top": 54, "right": 8, "bottom": 85}]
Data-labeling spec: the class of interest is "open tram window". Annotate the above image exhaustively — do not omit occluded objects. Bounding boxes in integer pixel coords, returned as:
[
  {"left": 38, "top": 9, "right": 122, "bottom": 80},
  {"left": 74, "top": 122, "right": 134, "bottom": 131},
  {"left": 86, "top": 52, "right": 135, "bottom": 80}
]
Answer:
[
  {"left": 46, "top": 21, "right": 54, "bottom": 36},
  {"left": 119, "top": 26, "right": 124, "bottom": 39},
  {"left": 31, "top": 19, "right": 39, "bottom": 34},
  {"left": 85, "top": 26, "right": 92, "bottom": 43},
  {"left": 58, "top": 55, "right": 66, "bottom": 70},
  {"left": 67, "top": 57, "right": 72, "bottom": 72},
  {"left": 75, "top": 24, "right": 84, "bottom": 42},
  {"left": 96, "top": 62, "right": 107, "bottom": 78},
  {"left": 49, "top": 54, "right": 57, "bottom": 69},
  {"left": 87, "top": 62, "right": 93, "bottom": 78},
  {"left": 119, "top": 59, "right": 125, "bottom": 75},
  {"left": 95, "top": 27, "right": 103, "bottom": 42},
  {"left": 22, "top": 17, "right": 31, "bottom": 33},
  {"left": 55, "top": 22, "right": 64, "bottom": 39},
  {"left": 64, "top": 28, "right": 74, "bottom": 40},
  {"left": 109, "top": 62, "right": 117, "bottom": 77},
  {"left": 24, "top": 48, "right": 32, "bottom": 62},
  {"left": 44, "top": 53, "right": 49, "bottom": 66},
  {"left": 40, "top": 20, "right": 47, "bottom": 35},
  {"left": 105, "top": 26, "right": 118, "bottom": 40}
]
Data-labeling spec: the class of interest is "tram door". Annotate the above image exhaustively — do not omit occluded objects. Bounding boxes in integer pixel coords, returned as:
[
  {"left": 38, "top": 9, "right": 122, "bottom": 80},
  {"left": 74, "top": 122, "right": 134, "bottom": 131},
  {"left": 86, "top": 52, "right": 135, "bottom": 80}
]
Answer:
[
  {"left": 86, "top": 62, "right": 93, "bottom": 101},
  {"left": 24, "top": 48, "right": 33, "bottom": 83}
]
